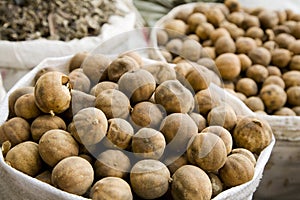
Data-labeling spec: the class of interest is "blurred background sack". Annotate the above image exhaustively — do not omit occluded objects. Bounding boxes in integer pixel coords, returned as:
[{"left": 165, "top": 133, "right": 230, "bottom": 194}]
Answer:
[{"left": 0, "top": 0, "right": 143, "bottom": 100}]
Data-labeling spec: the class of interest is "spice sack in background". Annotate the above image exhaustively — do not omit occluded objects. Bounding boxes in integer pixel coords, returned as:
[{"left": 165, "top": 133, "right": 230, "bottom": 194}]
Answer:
[{"left": 0, "top": 0, "right": 140, "bottom": 94}]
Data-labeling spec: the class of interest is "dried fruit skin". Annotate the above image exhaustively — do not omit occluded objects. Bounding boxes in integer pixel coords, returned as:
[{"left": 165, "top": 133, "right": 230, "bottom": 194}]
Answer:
[
  {"left": 189, "top": 112, "right": 207, "bottom": 132},
  {"left": 142, "top": 62, "right": 177, "bottom": 84},
  {"left": 70, "top": 107, "right": 108, "bottom": 145},
  {"left": 244, "top": 96, "right": 265, "bottom": 112},
  {"left": 215, "top": 53, "right": 241, "bottom": 81},
  {"left": 90, "top": 81, "right": 118, "bottom": 97},
  {"left": 0, "top": 117, "right": 31, "bottom": 146},
  {"left": 34, "top": 71, "right": 71, "bottom": 114},
  {"left": 31, "top": 115, "right": 66, "bottom": 142},
  {"left": 90, "top": 177, "right": 133, "bottom": 200},
  {"left": 219, "top": 154, "right": 255, "bottom": 187},
  {"left": 171, "top": 165, "right": 212, "bottom": 200},
  {"left": 201, "top": 126, "right": 233, "bottom": 155},
  {"left": 282, "top": 70, "right": 300, "bottom": 89},
  {"left": 260, "top": 84, "right": 287, "bottom": 111},
  {"left": 14, "top": 93, "right": 41, "bottom": 120},
  {"left": 107, "top": 56, "right": 140, "bottom": 82},
  {"left": 132, "top": 127, "right": 166, "bottom": 160},
  {"left": 290, "top": 55, "right": 300, "bottom": 71},
  {"left": 233, "top": 116, "right": 272, "bottom": 154},
  {"left": 210, "top": 28, "right": 231, "bottom": 44},
  {"left": 82, "top": 54, "right": 111, "bottom": 85},
  {"left": 5, "top": 141, "right": 43, "bottom": 177},
  {"left": 263, "top": 76, "right": 285, "bottom": 89},
  {"left": 246, "top": 64, "right": 269, "bottom": 83},
  {"left": 215, "top": 36, "right": 236, "bottom": 55},
  {"left": 35, "top": 171, "right": 52, "bottom": 185},
  {"left": 119, "top": 51, "right": 144, "bottom": 66},
  {"left": 258, "top": 10, "right": 279, "bottom": 29},
  {"left": 274, "top": 107, "right": 296, "bottom": 116},
  {"left": 68, "top": 68, "right": 91, "bottom": 93},
  {"left": 224, "top": 0, "right": 241, "bottom": 12},
  {"left": 118, "top": 69, "right": 156, "bottom": 104},
  {"left": 235, "top": 37, "right": 257, "bottom": 54},
  {"left": 8, "top": 86, "right": 34, "bottom": 118},
  {"left": 207, "top": 104, "right": 237, "bottom": 131},
  {"left": 52, "top": 156, "right": 94, "bottom": 196},
  {"left": 164, "top": 19, "right": 187, "bottom": 39},
  {"left": 164, "top": 153, "right": 189, "bottom": 175},
  {"left": 275, "top": 33, "right": 296, "bottom": 49},
  {"left": 95, "top": 89, "right": 131, "bottom": 119},
  {"left": 180, "top": 39, "right": 202, "bottom": 61},
  {"left": 271, "top": 48, "right": 292, "bottom": 68},
  {"left": 231, "top": 148, "right": 257, "bottom": 166},
  {"left": 235, "top": 78, "right": 258, "bottom": 97},
  {"left": 187, "top": 132, "right": 227, "bottom": 172},
  {"left": 130, "top": 101, "right": 166, "bottom": 130},
  {"left": 130, "top": 159, "right": 170, "bottom": 199},
  {"left": 103, "top": 118, "right": 134, "bottom": 150},
  {"left": 156, "top": 29, "right": 169, "bottom": 46},
  {"left": 68, "top": 52, "right": 89, "bottom": 72},
  {"left": 160, "top": 113, "right": 198, "bottom": 153},
  {"left": 94, "top": 149, "right": 131, "bottom": 179},
  {"left": 187, "top": 12, "right": 207, "bottom": 32},
  {"left": 38, "top": 129, "right": 79, "bottom": 167},
  {"left": 208, "top": 172, "right": 223, "bottom": 198},
  {"left": 287, "top": 86, "right": 300, "bottom": 107},
  {"left": 186, "top": 64, "right": 221, "bottom": 92},
  {"left": 155, "top": 80, "right": 194, "bottom": 114},
  {"left": 166, "top": 39, "right": 183, "bottom": 56},
  {"left": 34, "top": 68, "right": 57, "bottom": 84},
  {"left": 194, "top": 88, "right": 220, "bottom": 117},
  {"left": 248, "top": 47, "right": 271, "bottom": 67}
]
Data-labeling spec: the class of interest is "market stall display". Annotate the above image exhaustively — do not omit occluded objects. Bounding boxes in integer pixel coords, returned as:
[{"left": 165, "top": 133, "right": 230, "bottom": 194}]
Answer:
[
  {"left": 151, "top": 0, "right": 300, "bottom": 199},
  {"left": 0, "top": 0, "right": 299, "bottom": 199},
  {"left": 0, "top": 50, "right": 274, "bottom": 199}
]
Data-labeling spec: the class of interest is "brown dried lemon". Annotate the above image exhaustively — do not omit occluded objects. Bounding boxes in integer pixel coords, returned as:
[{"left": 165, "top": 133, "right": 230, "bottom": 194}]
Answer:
[{"left": 34, "top": 71, "right": 71, "bottom": 115}]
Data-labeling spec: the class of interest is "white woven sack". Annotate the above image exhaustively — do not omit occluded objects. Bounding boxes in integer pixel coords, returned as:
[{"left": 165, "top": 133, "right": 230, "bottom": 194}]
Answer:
[
  {"left": 239, "top": 0, "right": 300, "bottom": 12},
  {"left": 0, "top": 54, "right": 275, "bottom": 200},
  {"left": 0, "top": 76, "right": 5, "bottom": 104}
]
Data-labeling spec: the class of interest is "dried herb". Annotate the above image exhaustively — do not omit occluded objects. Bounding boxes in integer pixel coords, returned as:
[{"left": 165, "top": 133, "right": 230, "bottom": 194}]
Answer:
[{"left": 0, "top": 0, "right": 125, "bottom": 41}]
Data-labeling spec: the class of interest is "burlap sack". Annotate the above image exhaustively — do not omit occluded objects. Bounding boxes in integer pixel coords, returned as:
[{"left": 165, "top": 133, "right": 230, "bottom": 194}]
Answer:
[
  {"left": 151, "top": 2, "right": 300, "bottom": 199},
  {"left": 0, "top": 53, "right": 275, "bottom": 199}
]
